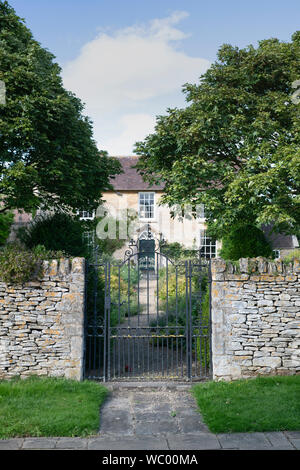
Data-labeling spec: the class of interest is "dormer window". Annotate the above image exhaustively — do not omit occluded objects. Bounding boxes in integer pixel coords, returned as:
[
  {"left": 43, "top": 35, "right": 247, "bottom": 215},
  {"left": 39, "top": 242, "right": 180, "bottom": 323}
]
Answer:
[{"left": 139, "top": 192, "right": 155, "bottom": 219}]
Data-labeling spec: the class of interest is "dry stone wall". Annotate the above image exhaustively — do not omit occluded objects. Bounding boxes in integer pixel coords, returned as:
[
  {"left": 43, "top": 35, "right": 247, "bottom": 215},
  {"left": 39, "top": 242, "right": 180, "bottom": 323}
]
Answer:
[
  {"left": 0, "top": 258, "right": 85, "bottom": 381},
  {"left": 211, "top": 257, "right": 300, "bottom": 381}
]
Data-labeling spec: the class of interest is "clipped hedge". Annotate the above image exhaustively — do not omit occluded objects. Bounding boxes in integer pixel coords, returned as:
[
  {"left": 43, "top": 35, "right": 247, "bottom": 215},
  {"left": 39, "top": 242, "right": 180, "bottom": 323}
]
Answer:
[{"left": 219, "top": 224, "right": 273, "bottom": 261}]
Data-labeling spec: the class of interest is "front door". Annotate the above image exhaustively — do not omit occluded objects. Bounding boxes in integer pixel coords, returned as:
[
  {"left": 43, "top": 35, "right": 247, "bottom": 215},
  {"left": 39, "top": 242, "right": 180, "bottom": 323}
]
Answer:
[{"left": 138, "top": 238, "right": 155, "bottom": 271}]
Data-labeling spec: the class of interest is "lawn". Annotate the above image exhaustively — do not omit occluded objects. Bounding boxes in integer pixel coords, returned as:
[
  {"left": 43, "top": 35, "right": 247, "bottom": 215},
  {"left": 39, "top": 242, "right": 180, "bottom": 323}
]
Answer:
[
  {"left": 0, "top": 376, "right": 109, "bottom": 439},
  {"left": 192, "top": 375, "right": 300, "bottom": 433}
]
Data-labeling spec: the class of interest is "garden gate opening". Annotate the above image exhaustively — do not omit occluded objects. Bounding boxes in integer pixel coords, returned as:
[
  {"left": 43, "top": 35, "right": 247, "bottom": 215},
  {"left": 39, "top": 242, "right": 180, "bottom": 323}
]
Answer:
[{"left": 84, "top": 246, "right": 212, "bottom": 382}]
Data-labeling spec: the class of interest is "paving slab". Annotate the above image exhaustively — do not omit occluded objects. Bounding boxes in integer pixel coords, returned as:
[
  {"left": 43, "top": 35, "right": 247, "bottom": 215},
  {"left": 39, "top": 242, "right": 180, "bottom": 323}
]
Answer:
[
  {"left": 264, "top": 432, "right": 295, "bottom": 450},
  {"left": 288, "top": 439, "right": 300, "bottom": 450},
  {"left": 0, "top": 438, "right": 24, "bottom": 450},
  {"left": 282, "top": 432, "right": 300, "bottom": 450},
  {"left": 55, "top": 438, "right": 89, "bottom": 450},
  {"left": 167, "top": 432, "right": 221, "bottom": 450},
  {"left": 135, "top": 420, "right": 180, "bottom": 435},
  {"left": 285, "top": 431, "right": 300, "bottom": 439},
  {"left": 217, "top": 432, "right": 273, "bottom": 450},
  {"left": 22, "top": 438, "right": 58, "bottom": 449},
  {"left": 100, "top": 408, "right": 134, "bottom": 435},
  {"left": 88, "top": 436, "right": 169, "bottom": 450}
]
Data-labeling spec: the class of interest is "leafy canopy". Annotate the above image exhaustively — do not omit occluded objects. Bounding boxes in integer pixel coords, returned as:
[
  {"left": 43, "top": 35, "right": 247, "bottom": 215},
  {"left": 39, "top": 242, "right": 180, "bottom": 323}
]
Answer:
[
  {"left": 134, "top": 33, "right": 300, "bottom": 240},
  {"left": 0, "top": 2, "right": 120, "bottom": 214}
]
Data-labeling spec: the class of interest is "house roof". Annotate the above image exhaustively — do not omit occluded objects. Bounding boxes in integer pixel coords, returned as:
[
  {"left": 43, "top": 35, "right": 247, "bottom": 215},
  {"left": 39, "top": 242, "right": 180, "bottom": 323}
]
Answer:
[
  {"left": 109, "top": 156, "right": 164, "bottom": 191},
  {"left": 262, "top": 224, "right": 297, "bottom": 250}
]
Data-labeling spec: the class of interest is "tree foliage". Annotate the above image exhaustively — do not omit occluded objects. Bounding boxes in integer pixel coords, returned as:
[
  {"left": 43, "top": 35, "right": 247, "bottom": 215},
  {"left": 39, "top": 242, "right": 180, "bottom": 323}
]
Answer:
[
  {"left": 0, "top": 2, "right": 120, "bottom": 214},
  {"left": 134, "top": 33, "right": 300, "bottom": 240}
]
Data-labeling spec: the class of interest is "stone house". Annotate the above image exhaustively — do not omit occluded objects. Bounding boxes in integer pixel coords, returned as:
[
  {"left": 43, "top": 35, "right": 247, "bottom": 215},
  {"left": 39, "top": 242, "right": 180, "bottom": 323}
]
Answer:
[
  {"left": 79, "top": 155, "right": 220, "bottom": 260},
  {"left": 78, "top": 155, "right": 298, "bottom": 260}
]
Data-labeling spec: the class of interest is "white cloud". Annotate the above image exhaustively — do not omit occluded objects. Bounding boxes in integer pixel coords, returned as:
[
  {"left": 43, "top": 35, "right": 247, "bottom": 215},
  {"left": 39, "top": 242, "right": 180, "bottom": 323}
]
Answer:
[
  {"left": 102, "top": 113, "right": 156, "bottom": 156},
  {"left": 62, "top": 11, "right": 210, "bottom": 155}
]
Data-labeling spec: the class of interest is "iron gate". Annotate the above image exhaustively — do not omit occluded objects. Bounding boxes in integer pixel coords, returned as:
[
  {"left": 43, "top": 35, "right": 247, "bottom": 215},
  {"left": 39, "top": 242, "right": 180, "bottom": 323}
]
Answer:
[{"left": 84, "top": 248, "right": 212, "bottom": 381}]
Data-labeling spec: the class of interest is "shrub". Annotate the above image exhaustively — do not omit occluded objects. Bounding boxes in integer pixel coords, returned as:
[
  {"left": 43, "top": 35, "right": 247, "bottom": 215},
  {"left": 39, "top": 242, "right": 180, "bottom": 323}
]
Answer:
[
  {"left": 282, "top": 248, "right": 300, "bottom": 264},
  {"left": 219, "top": 224, "right": 273, "bottom": 260},
  {"left": 159, "top": 241, "right": 197, "bottom": 260},
  {"left": 0, "top": 212, "right": 14, "bottom": 245},
  {"left": 0, "top": 243, "right": 65, "bottom": 284},
  {"left": 19, "top": 212, "right": 88, "bottom": 257}
]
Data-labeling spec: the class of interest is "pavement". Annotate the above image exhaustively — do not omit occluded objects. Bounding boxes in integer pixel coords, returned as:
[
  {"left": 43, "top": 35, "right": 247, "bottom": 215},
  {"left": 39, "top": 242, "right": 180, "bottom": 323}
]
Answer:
[{"left": 0, "top": 383, "right": 299, "bottom": 451}]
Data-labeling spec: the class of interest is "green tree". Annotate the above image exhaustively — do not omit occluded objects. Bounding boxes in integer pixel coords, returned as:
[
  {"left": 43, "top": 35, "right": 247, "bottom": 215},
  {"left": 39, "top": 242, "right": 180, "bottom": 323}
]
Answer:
[
  {"left": 134, "top": 33, "right": 300, "bottom": 241},
  {"left": 0, "top": 2, "right": 120, "bottom": 215}
]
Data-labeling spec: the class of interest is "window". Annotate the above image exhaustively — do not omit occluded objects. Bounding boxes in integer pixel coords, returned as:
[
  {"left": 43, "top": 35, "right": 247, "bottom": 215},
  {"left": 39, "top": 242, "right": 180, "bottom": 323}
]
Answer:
[
  {"left": 139, "top": 192, "right": 155, "bottom": 219},
  {"left": 273, "top": 249, "right": 280, "bottom": 259},
  {"left": 200, "top": 230, "right": 216, "bottom": 259},
  {"left": 78, "top": 210, "right": 95, "bottom": 220}
]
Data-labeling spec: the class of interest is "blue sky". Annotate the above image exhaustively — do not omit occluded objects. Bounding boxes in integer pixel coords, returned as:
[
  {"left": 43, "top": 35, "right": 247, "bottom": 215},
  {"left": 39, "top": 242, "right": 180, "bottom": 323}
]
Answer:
[{"left": 9, "top": 0, "right": 300, "bottom": 155}]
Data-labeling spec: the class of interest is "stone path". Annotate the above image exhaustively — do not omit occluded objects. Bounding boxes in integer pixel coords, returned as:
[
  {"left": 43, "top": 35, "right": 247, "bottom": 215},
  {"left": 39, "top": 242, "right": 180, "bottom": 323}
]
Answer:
[{"left": 1, "top": 384, "right": 299, "bottom": 450}]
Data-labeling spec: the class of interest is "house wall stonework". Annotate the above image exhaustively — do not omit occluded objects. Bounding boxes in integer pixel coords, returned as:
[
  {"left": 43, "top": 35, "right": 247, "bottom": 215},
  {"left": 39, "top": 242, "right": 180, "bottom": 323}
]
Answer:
[
  {"left": 0, "top": 258, "right": 85, "bottom": 381},
  {"left": 211, "top": 257, "right": 300, "bottom": 381},
  {"left": 102, "top": 190, "right": 212, "bottom": 258}
]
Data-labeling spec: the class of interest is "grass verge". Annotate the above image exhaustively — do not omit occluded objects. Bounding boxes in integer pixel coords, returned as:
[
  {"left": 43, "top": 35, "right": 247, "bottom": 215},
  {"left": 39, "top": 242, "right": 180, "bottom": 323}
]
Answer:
[
  {"left": 192, "top": 375, "right": 300, "bottom": 433},
  {"left": 0, "top": 376, "right": 108, "bottom": 439}
]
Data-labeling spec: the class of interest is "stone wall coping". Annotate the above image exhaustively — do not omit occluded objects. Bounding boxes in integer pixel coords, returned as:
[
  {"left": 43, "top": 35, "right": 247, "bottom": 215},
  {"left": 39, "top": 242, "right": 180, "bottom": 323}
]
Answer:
[
  {"left": 211, "top": 257, "right": 300, "bottom": 280},
  {"left": 42, "top": 257, "right": 85, "bottom": 278}
]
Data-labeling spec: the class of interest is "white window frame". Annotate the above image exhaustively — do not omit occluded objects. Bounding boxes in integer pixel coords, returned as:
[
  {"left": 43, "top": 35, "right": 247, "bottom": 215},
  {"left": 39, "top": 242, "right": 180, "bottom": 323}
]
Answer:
[
  {"left": 199, "top": 230, "right": 217, "bottom": 259},
  {"left": 78, "top": 210, "right": 95, "bottom": 221},
  {"left": 138, "top": 192, "right": 155, "bottom": 220}
]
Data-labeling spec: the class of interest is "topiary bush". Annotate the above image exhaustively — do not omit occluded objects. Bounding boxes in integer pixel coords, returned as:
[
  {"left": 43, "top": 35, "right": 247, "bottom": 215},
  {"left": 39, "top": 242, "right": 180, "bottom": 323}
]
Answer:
[
  {"left": 18, "top": 212, "right": 88, "bottom": 257},
  {"left": 219, "top": 224, "right": 273, "bottom": 260}
]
